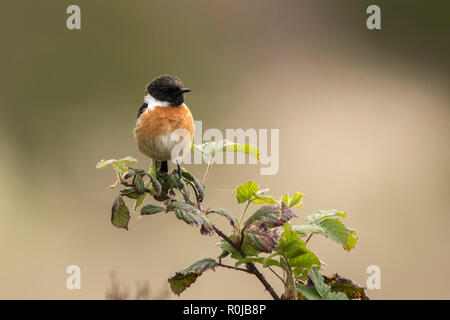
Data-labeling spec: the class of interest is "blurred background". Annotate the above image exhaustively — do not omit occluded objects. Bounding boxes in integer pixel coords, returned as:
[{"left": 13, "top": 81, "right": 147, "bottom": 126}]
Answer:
[{"left": 0, "top": 0, "right": 449, "bottom": 299}]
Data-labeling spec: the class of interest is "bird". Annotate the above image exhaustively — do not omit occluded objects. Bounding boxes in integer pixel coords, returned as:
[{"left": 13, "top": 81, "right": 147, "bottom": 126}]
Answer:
[{"left": 134, "top": 75, "right": 194, "bottom": 178}]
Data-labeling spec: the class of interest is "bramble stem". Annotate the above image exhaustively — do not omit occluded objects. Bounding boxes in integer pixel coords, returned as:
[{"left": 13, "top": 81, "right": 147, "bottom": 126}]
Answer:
[
  {"left": 212, "top": 225, "right": 280, "bottom": 300},
  {"left": 202, "top": 159, "right": 213, "bottom": 186},
  {"left": 217, "top": 263, "right": 252, "bottom": 274},
  {"left": 237, "top": 200, "right": 251, "bottom": 229}
]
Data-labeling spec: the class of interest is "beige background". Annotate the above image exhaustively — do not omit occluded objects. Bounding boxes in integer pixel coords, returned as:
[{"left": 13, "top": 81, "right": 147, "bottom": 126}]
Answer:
[{"left": 0, "top": 1, "right": 449, "bottom": 299}]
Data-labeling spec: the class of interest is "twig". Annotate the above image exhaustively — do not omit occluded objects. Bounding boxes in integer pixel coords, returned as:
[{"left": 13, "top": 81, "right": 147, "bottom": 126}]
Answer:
[
  {"left": 268, "top": 266, "right": 285, "bottom": 283},
  {"left": 217, "top": 263, "right": 252, "bottom": 274},
  {"left": 212, "top": 225, "right": 280, "bottom": 300},
  {"left": 305, "top": 234, "right": 313, "bottom": 244},
  {"left": 202, "top": 159, "right": 213, "bottom": 186}
]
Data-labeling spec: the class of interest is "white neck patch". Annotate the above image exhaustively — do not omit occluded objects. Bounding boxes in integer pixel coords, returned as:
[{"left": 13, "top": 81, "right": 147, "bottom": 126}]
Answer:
[
  {"left": 144, "top": 94, "right": 171, "bottom": 110},
  {"left": 136, "top": 95, "right": 187, "bottom": 126}
]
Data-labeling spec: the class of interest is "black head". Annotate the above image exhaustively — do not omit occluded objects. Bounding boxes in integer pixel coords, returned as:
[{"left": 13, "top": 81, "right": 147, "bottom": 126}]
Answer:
[{"left": 146, "top": 75, "right": 191, "bottom": 106}]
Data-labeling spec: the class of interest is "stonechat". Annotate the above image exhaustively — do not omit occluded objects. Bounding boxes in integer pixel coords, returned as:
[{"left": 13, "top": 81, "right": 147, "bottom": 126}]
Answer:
[{"left": 134, "top": 75, "right": 194, "bottom": 177}]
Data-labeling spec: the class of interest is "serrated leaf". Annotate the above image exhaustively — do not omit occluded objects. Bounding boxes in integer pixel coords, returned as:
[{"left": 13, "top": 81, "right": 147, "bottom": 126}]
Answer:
[
  {"left": 207, "top": 209, "right": 237, "bottom": 227},
  {"left": 221, "top": 142, "right": 260, "bottom": 160},
  {"left": 168, "top": 201, "right": 213, "bottom": 232},
  {"left": 291, "top": 224, "right": 325, "bottom": 237},
  {"left": 134, "top": 193, "right": 146, "bottom": 210},
  {"left": 141, "top": 204, "right": 165, "bottom": 215},
  {"left": 119, "top": 156, "right": 138, "bottom": 164},
  {"left": 325, "top": 274, "right": 369, "bottom": 300},
  {"left": 168, "top": 273, "right": 197, "bottom": 296},
  {"left": 134, "top": 174, "right": 146, "bottom": 194},
  {"left": 307, "top": 210, "right": 346, "bottom": 224},
  {"left": 245, "top": 203, "right": 296, "bottom": 228},
  {"left": 234, "top": 181, "right": 259, "bottom": 204},
  {"left": 96, "top": 159, "right": 116, "bottom": 169},
  {"left": 112, "top": 161, "right": 128, "bottom": 174},
  {"left": 168, "top": 258, "right": 217, "bottom": 295},
  {"left": 234, "top": 257, "right": 265, "bottom": 267},
  {"left": 111, "top": 196, "right": 130, "bottom": 230},
  {"left": 288, "top": 192, "right": 304, "bottom": 208},
  {"left": 193, "top": 140, "right": 260, "bottom": 161},
  {"left": 134, "top": 179, "right": 151, "bottom": 210},
  {"left": 296, "top": 283, "right": 322, "bottom": 300},
  {"left": 307, "top": 210, "right": 358, "bottom": 251},
  {"left": 182, "top": 171, "right": 205, "bottom": 202},
  {"left": 253, "top": 190, "right": 277, "bottom": 205},
  {"left": 276, "top": 224, "right": 308, "bottom": 259},
  {"left": 291, "top": 251, "right": 321, "bottom": 278},
  {"left": 145, "top": 172, "right": 162, "bottom": 195},
  {"left": 263, "top": 253, "right": 281, "bottom": 267},
  {"left": 244, "top": 225, "right": 281, "bottom": 253},
  {"left": 325, "top": 291, "right": 348, "bottom": 300},
  {"left": 120, "top": 187, "right": 139, "bottom": 199},
  {"left": 217, "top": 236, "right": 260, "bottom": 260},
  {"left": 309, "top": 266, "right": 330, "bottom": 297}
]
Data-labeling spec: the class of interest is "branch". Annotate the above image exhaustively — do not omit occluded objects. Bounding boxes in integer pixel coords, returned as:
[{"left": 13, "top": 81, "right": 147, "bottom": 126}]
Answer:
[
  {"left": 217, "top": 263, "right": 252, "bottom": 274},
  {"left": 212, "top": 225, "right": 280, "bottom": 300}
]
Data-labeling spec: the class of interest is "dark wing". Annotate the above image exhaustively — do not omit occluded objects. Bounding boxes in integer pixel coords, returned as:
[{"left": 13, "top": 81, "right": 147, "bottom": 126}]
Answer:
[{"left": 137, "top": 103, "right": 148, "bottom": 119}]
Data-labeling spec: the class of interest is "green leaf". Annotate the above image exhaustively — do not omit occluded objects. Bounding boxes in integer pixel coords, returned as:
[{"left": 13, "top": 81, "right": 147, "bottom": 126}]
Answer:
[
  {"left": 308, "top": 266, "right": 349, "bottom": 300},
  {"left": 168, "top": 258, "right": 217, "bottom": 295},
  {"left": 168, "top": 201, "right": 213, "bottom": 232},
  {"left": 244, "top": 225, "right": 281, "bottom": 253},
  {"left": 281, "top": 193, "right": 290, "bottom": 206},
  {"left": 253, "top": 189, "right": 277, "bottom": 205},
  {"left": 182, "top": 171, "right": 204, "bottom": 202},
  {"left": 309, "top": 266, "right": 330, "bottom": 297},
  {"left": 325, "top": 291, "right": 348, "bottom": 300},
  {"left": 134, "top": 193, "right": 146, "bottom": 210},
  {"left": 145, "top": 172, "right": 162, "bottom": 195},
  {"left": 207, "top": 209, "right": 237, "bottom": 227},
  {"left": 287, "top": 192, "right": 304, "bottom": 208},
  {"left": 276, "top": 224, "right": 308, "bottom": 259},
  {"left": 291, "top": 224, "right": 325, "bottom": 237},
  {"left": 307, "top": 210, "right": 358, "bottom": 251},
  {"left": 96, "top": 159, "right": 116, "bottom": 169},
  {"left": 252, "top": 194, "right": 277, "bottom": 205},
  {"left": 112, "top": 161, "right": 128, "bottom": 174},
  {"left": 119, "top": 156, "right": 138, "bottom": 164},
  {"left": 325, "top": 274, "right": 369, "bottom": 300},
  {"left": 111, "top": 196, "right": 130, "bottom": 230},
  {"left": 234, "top": 257, "right": 265, "bottom": 267},
  {"left": 193, "top": 140, "right": 260, "bottom": 161},
  {"left": 168, "top": 273, "right": 197, "bottom": 296},
  {"left": 263, "top": 253, "right": 281, "bottom": 267},
  {"left": 245, "top": 204, "right": 296, "bottom": 228},
  {"left": 141, "top": 204, "right": 165, "bottom": 215},
  {"left": 307, "top": 210, "right": 346, "bottom": 224},
  {"left": 296, "top": 283, "right": 322, "bottom": 300},
  {"left": 234, "top": 181, "right": 259, "bottom": 204},
  {"left": 120, "top": 187, "right": 139, "bottom": 200},
  {"left": 217, "top": 236, "right": 260, "bottom": 260},
  {"left": 290, "top": 251, "right": 321, "bottom": 277},
  {"left": 221, "top": 142, "right": 260, "bottom": 160},
  {"left": 134, "top": 174, "right": 146, "bottom": 194}
]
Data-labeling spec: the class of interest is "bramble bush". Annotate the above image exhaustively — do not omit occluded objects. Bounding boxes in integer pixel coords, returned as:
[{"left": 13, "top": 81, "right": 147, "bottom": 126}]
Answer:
[{"left": 96, "top": 140, "right": 368, "bottom": 300}]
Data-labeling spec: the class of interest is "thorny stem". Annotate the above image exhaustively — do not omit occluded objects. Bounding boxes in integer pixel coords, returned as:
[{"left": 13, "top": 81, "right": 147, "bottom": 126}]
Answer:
[
  {"left": 217, "top": 263, "right": 252, "bottom": 274},
  {"left": 268, "top": 266, "right": 285, "bottom": 284},
  {"left": 237, "top": 200, "right": 251, "bottom": 229},
  {"left": 212, "top": 225, "right": 280, "bottom": 300},
  {"left": 202, "top": 159, "right": 213, "bottom": 186}
]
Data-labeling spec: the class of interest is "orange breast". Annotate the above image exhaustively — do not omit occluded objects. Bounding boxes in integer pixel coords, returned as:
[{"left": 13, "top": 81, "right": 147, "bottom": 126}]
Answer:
[{"left": 134, "top": 105, "right": 195, "bottom": 160}]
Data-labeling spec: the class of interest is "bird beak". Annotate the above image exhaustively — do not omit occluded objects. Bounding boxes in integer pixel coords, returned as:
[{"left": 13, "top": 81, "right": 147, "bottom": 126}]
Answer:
[{"left": 179, "top": 88, "right": 191, "bottom": 94}]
